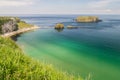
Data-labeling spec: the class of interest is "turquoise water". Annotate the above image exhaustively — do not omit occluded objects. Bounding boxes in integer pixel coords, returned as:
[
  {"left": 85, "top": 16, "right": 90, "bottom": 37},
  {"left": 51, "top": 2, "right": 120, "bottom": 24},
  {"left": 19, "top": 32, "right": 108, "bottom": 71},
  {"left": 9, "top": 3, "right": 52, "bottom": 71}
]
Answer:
[{"left": 16, "top": 15, "right": 120, "bottom": 80}]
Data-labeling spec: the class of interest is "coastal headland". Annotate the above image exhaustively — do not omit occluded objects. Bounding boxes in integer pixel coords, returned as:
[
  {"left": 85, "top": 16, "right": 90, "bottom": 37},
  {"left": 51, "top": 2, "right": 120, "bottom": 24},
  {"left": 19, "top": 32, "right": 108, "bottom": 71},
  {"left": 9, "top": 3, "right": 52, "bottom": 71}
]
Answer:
[
  {"left": 0, "top": 17, "right": 40, "bottom": 37},
  {"left": 1, "top": 25, "right": 39, "bottom": 37}
]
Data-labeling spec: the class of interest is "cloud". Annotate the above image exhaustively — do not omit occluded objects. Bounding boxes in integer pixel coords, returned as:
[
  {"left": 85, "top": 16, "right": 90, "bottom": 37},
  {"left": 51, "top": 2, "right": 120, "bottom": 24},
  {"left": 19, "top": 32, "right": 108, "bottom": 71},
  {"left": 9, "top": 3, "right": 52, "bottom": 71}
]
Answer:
[
  {"left": 87, "top": 0, "right": 120, "bottom": 9},
  {"left": 0, "top": 0, "right": 34, "bottom": 7},
  {"left": 81, "top": 0, "right": 120, "bottom": 14},
  {"left": 89, "top": 1, "right": 111, "bottom": 9},
  {"left": 0, "top": 0, "right": 120, "bottom": 14}
]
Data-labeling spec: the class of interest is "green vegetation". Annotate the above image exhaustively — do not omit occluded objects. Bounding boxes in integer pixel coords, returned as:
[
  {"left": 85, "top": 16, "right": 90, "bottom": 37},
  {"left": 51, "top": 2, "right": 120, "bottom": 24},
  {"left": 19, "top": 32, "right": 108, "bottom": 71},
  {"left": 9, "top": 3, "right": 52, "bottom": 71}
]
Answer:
[
  {"left": 55, "top": 23, "right": 64, "bottom": 29},
  {"left": 17, "top": 21, "right": 33, "bottom": 29},
  {"left": 0, "top": 17, "right": 34, "bottom": 34},
  {"left": 0, "top": 17, "right": 11, "bottom": 34},
  {"left": 0, "top": 17, "right": 20, "bottom": 24},
  {"left": 76, "top": 16, "right": 101, "bottom": 23},
  {"left": 0, "top": 36, "right": 83, "bottom": 80},
  {"left": 0, "top": 17, "right": 11, "bottom": 26}
]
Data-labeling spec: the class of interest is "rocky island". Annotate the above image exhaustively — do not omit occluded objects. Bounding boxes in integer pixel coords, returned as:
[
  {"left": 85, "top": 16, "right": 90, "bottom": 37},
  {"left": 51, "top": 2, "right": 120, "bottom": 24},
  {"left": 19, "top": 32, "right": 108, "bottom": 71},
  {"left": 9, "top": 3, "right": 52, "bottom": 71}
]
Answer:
[
  {"left": 76, "top": 16, "right": 102, "bottom": 23},
  {"left": 55, "top": 23, "right": 64, "bottom": 29}
]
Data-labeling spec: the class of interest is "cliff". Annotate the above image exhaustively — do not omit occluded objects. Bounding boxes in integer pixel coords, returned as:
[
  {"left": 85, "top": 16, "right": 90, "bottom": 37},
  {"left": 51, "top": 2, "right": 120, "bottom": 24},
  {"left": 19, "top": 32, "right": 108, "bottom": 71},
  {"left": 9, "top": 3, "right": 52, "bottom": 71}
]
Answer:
[
  {"left": 0, "top": 17, "right": 35, "bottom": 35},
  {"left": 0, "top": 17, "right": 19, "bottom": 34},
  {"left": 76, "top": 16, "right": 101, "bottom": 23}
]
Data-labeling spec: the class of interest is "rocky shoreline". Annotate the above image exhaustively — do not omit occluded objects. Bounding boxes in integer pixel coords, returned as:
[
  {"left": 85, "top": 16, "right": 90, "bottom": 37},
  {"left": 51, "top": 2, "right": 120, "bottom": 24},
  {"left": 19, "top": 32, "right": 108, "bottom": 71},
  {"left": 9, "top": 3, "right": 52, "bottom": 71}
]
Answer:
[{"left": 1, "top": 25, "right": 39, "bottom": 37}]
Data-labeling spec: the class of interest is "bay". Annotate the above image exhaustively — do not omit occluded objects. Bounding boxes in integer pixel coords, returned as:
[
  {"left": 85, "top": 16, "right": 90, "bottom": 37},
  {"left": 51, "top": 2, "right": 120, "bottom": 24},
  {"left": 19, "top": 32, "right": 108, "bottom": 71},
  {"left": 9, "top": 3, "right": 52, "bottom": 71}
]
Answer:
[{"left": 16, "top": 15, "right": 120, "bottom": 80}]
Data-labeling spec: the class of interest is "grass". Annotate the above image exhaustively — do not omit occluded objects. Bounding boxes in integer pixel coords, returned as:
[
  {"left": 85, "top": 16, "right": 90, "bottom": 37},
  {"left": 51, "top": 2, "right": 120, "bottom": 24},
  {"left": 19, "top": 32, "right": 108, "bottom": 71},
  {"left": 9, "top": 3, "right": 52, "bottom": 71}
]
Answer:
[
  {"left": 0, "top": 17, "right": 33, "bottom": 34},
  {"left": 17, "top": 21, "right": 33, "bottom": 29},
  {"left": 0, "top": 36, "right": 83, "bottom": 80},
  {"left": 0, "top": 17, "right": 20, "bottom": 26}
]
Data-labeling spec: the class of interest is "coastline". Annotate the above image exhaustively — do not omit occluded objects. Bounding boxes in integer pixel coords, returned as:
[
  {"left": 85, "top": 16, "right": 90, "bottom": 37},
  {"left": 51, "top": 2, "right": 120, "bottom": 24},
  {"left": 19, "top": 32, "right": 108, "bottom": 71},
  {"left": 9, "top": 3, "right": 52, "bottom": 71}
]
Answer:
[
  {"left": 0, "top": 36, "right": 82, "bottom": 80},
  {"left": 1, "top": 25, "right": 40, "bottom": 37},
  {"left": 0, "top": 21, "right": 82, "bottom": 79}
]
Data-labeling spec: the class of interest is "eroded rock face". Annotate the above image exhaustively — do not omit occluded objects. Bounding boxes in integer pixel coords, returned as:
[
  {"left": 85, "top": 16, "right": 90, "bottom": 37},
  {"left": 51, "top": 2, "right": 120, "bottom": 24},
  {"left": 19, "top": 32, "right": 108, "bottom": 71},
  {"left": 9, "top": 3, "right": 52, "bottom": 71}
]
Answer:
[
  {"left": 76, "top": 16, "right": 102, "bottom": 23},
  {"left": 1, "top": 19, "right": 18, "bottom": 34}
]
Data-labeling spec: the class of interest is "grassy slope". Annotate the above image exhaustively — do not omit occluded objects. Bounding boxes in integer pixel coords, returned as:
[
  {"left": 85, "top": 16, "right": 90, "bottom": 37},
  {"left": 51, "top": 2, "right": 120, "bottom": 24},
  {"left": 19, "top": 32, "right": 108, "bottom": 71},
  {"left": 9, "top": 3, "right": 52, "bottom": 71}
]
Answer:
[
  {"left": 17, "top": 21, "right": 33, "bottom": 29},
  {"left": 0, "top": 17, "right": 33, "bottom": 33},
  {"left": 0, "top": 36, "right": 83, "bottom": 80}
]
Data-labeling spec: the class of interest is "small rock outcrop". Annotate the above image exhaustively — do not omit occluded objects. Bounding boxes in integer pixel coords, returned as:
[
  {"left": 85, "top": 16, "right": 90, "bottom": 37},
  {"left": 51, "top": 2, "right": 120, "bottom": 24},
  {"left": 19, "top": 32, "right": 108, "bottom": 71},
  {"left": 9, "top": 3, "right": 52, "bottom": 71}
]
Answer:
[
  {"left": 55, "top": 23, "right": 64, "bottom": 29},
  {"left": 67, "top": 26, "right": 78, "bottom": 29},
  {"left": 76, "top": 16, "right": 101, "bottom": 23}
]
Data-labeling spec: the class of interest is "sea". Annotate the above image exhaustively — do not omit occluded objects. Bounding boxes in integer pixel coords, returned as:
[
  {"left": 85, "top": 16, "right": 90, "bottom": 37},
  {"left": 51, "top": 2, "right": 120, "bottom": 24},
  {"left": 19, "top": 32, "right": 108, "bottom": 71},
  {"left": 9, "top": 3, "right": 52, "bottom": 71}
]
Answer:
[{"left": 15, "top": 14, "right": 120, "bottom": 80}]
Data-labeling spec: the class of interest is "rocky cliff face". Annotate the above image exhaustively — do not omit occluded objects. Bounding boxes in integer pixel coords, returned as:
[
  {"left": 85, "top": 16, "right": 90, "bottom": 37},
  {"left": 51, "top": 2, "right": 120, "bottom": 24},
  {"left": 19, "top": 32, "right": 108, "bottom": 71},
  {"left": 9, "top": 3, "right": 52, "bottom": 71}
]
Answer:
[{"left": 0, "top": 18, "right": 18, "bottom": 34}]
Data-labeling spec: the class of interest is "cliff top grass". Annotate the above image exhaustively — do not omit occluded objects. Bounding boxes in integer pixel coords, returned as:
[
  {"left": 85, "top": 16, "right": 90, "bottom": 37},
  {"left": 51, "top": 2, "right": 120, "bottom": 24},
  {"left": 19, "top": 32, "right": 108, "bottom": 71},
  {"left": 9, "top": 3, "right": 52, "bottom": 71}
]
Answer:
[
  {"left": 0, "top": 17, "right": 20, "bottom": 23},
  {"left": 0, "top": 17, "right": 32, "bottom": 28},
  {"left": 0, "top": 36, "right": 83, "bottom": 80},
  {"left": 0, "top": 17, "right": 11, "bottom": 27},
  {"left": 17, "top": 21, "right": 33, "bottom": 29},
  {"left": 0, "top": 17, "right": 34, "bottom": 34}
]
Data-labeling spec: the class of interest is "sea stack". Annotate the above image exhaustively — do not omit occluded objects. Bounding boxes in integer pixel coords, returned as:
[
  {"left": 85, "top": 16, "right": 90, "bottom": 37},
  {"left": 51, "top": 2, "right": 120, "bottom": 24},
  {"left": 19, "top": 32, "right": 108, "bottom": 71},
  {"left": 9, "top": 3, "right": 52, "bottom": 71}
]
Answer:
[
  {"left": 55, "top": 23, "right": 64, "bottom": 29},
  {"left": 76, "top": 16, "right": 102, "bottom": 23}
]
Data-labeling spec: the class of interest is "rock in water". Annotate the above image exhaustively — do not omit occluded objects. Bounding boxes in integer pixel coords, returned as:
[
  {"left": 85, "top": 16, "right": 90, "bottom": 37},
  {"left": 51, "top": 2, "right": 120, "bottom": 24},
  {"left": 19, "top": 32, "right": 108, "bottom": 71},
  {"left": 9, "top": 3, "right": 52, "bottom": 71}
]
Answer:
[
  {"left": 55, "top": 23, "right": 64, "bottom": 29},
  {"left": 67, "top": 26, "right": 78, "bottom": 29},
  {"left": 76, "top": 16, "right": 102, "bottom": 23}
]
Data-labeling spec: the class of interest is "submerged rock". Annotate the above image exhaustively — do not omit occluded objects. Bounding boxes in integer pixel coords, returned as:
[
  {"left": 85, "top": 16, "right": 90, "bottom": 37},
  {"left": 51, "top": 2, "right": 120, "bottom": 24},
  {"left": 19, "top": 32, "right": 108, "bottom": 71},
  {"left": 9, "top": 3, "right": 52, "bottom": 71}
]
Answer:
[
  {"left": 76, "top": 16, "right": 102, "bottom": 23},
  {"left": 67, "top": 26, "right": 78, "bottom": 29},
  {"left": 55, "top": 23, "right": 64, "bottom": 29}
]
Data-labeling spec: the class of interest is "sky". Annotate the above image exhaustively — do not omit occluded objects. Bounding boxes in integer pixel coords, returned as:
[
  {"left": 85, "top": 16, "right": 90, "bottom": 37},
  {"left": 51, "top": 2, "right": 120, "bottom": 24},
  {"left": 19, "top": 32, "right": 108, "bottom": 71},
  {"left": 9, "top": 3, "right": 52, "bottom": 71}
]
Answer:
[{"left": 0, "top": 0, "right": 120, "bottom": 14}]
